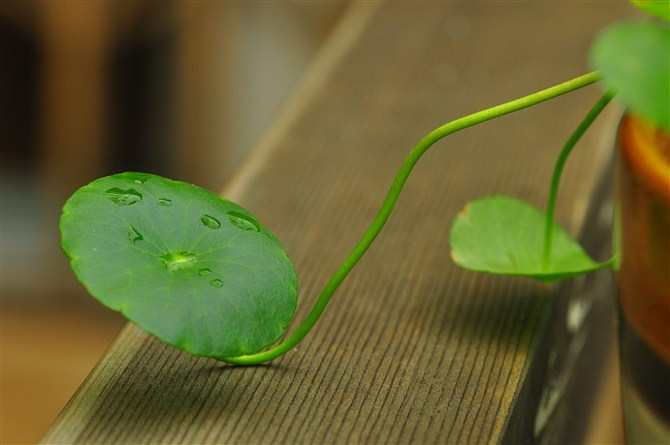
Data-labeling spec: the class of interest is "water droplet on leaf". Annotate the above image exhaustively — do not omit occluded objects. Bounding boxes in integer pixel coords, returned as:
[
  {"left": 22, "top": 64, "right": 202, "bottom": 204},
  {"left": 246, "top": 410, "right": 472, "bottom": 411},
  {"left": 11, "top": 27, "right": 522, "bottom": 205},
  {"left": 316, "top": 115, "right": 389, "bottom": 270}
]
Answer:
[
  {"left": 201, "top": 215, "right": 221, "bottom": 229},
  {"left": 106, "top": 188, "right": 143, "bottom": 206},
  {"left": 161, "top": 251, "right": 196, "bottom": 272},
  {"left": 198, "top": 268, "right": 212, "bottom": 276},
  {"left": 210, "top": 278, "right": 223, "bottom": 288},
  {"left": 128, "top": 226, "right": 143, "bottom": 243},
  {"left": 158, "top": 198, "right": 172, "bottom": 206},
  {"left": 228, "top": 211, "right": 260, "bottom": 232}
]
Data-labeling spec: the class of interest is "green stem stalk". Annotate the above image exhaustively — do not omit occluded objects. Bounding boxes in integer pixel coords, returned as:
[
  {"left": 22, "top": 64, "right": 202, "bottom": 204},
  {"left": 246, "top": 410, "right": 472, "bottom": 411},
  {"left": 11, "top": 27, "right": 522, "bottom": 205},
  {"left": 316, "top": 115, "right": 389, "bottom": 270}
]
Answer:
[
  {"left": 541, "top": 90, "right": 614, "bottom": 269},
  {"left": 222, "top": 71, "right": 601, "bottom": 365}
]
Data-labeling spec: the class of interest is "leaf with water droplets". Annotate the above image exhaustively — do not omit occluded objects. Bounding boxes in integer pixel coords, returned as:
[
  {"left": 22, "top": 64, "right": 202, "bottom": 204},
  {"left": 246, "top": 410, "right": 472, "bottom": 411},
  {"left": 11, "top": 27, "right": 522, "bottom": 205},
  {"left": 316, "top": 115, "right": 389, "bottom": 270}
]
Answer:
[
  {"left": 106, "top": 187, "right": 143, "bottom": 206},
  {"left": 128, "top": 225, "right": 143, "bottom": 243},
  {"left": 200, "top": 214, "right": 222, "bottom": 230},
  {"left": 228, "top": 211, "right": 260, "bottom": 232},
  {"left": 60, "top": 172, "right": 298, "bottom": 359},
  {"left": 449, "top": 196, "right": 612, "bottom": 282}
]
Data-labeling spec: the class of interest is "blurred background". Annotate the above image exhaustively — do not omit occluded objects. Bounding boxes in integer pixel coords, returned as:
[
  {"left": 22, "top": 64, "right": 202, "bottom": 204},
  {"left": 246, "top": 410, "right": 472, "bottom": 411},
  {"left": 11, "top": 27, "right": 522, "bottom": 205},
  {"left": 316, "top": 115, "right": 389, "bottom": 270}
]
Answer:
[{"left": 0, "top": 1, "right": 347, "bottom": 442}]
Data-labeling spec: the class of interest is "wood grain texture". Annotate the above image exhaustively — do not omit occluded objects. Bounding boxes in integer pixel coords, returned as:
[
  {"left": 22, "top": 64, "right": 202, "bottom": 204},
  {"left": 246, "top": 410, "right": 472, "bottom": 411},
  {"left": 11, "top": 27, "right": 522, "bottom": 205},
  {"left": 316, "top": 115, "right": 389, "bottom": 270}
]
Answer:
[{"left": 43, "top": 1, "right": 629, "bottom": 443}]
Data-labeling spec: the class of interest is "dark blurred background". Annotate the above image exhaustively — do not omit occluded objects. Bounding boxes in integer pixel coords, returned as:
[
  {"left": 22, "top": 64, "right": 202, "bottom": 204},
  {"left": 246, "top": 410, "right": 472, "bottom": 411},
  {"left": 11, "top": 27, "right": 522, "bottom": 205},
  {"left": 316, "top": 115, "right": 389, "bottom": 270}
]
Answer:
[{"left": 0, "top": 1, "right": 347, "bottom": 442}]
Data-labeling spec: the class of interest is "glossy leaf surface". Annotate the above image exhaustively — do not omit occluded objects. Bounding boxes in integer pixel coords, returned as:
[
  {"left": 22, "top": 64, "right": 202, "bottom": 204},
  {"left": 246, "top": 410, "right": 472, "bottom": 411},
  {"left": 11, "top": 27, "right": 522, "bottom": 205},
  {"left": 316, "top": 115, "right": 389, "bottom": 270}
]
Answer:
[
  {"left": 449, "top": 196, "right": 609, "bottom": 282},
  {"left": 60, "top": 172, "right": 298, "bottom": 359}
]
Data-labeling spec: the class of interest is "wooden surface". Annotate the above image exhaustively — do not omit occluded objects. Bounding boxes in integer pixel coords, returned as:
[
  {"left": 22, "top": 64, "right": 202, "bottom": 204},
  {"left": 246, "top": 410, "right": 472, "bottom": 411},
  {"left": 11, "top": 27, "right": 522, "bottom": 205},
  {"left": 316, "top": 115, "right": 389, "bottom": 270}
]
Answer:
[
  {"left": 43, "top": 1, "right": 630, "bottom": 443},
  {"left": 0, "top": 304, "right": 123, "bottom": 444}
]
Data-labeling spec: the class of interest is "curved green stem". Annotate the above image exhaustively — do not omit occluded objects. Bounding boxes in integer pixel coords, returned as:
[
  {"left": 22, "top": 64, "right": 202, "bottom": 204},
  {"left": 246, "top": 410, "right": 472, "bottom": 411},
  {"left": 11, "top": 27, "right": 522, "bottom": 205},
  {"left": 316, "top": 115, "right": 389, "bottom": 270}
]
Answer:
[
  {"left": 222, "top": 71, "right": 601, "bottom": 365},
  {"left": 541, "top": 90, "right": 615, "bottom": 269}
]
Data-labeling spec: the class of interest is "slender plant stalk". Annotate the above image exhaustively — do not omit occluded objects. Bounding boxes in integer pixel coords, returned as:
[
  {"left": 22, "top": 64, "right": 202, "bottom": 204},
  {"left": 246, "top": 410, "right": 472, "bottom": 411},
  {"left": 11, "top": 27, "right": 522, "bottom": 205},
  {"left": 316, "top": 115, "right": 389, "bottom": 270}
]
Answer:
[
  {"left": 541, "top": 90, "right": 615, "bottom": 269},
  {"left": 222, "top": 71, "right": 601, "bottom": 365}
]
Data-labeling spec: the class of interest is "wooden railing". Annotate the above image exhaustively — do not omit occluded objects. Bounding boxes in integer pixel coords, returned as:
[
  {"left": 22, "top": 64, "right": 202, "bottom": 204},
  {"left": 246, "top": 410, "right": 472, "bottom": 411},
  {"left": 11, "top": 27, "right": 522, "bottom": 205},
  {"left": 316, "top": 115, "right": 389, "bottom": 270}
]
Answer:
[{"left": 42, "top": 1, "right": 629, "bottom": 443}]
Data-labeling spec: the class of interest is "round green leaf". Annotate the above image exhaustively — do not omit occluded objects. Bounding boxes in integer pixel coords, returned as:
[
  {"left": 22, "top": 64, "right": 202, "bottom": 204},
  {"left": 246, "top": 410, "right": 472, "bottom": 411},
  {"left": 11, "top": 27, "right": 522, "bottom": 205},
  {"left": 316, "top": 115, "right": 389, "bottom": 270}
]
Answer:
[
  {"left": 60, "top": 172, "right": 298, "bottom": 359},
  {"left": 590, "top": 21, "right": 670, "bottom": 131},
  {"left": 449, "top": 196, "right": 610, "bottom": 282}
]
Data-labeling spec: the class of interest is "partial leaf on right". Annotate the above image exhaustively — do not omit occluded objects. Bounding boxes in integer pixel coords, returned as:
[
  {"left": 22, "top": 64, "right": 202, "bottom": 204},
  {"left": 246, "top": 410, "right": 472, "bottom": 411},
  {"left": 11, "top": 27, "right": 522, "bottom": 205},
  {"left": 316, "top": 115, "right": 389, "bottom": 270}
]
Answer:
[
  {"left": 631, "top": 0, "right": 670, "bottom": 21},
  {"left": 449, "top": 196, "right": 611, "bottom": 282},
  {"left": 590, "top": 21, "right": 670, "bottom": 131}
]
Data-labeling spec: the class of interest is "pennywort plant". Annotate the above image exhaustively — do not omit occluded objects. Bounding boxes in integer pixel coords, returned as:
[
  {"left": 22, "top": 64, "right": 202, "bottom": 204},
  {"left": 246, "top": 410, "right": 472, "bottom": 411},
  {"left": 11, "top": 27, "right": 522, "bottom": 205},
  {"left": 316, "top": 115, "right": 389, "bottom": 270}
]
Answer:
[{"left": 60, "top": 2, "right": 669, "bottom": 365}]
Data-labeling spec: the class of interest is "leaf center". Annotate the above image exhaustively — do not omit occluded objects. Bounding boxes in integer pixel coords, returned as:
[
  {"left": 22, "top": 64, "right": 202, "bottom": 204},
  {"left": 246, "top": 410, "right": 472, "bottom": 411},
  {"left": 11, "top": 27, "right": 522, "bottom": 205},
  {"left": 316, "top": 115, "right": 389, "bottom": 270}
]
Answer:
[{"left": 161, "top": 251, "right": 197, "bottom": 272}]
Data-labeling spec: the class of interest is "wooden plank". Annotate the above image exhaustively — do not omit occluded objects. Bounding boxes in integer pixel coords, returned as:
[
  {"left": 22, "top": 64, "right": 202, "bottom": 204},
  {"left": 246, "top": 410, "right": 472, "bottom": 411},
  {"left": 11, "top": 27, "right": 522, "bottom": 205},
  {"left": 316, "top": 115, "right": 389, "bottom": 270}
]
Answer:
[{"left": 42, "top": 1, "right": 629, "bottom": 443}]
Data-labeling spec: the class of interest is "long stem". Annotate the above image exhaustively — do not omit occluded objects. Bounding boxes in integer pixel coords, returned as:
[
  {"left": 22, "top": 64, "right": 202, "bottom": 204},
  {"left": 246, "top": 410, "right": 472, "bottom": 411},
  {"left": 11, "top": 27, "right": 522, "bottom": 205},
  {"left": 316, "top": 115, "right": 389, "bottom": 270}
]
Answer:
[
  {"left": 222, "top": 71, "right": 601, "bottom": 365},
  {"left": 541, "top": 90, "right": 614, "bottom": 269}
]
